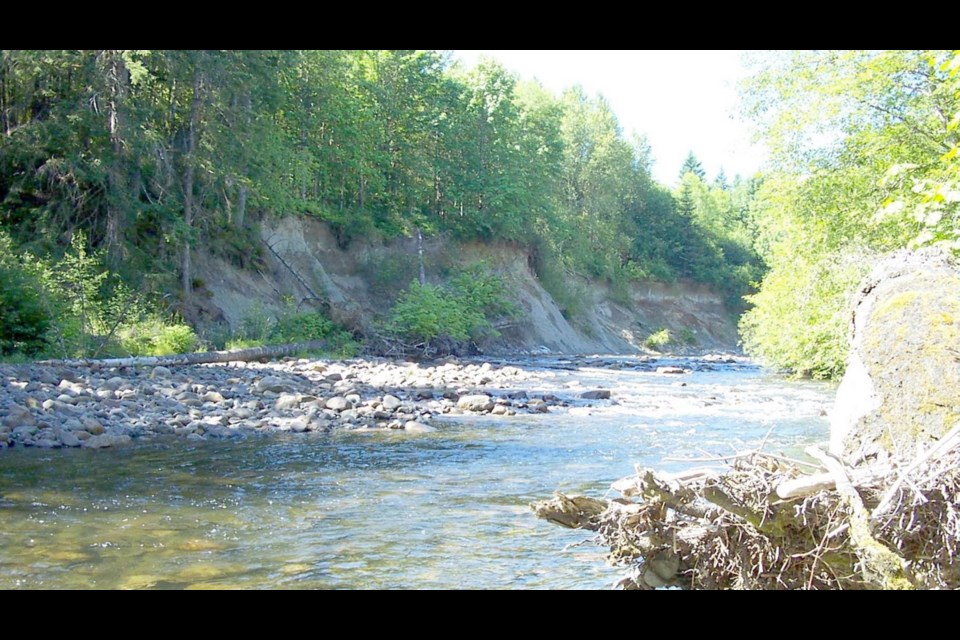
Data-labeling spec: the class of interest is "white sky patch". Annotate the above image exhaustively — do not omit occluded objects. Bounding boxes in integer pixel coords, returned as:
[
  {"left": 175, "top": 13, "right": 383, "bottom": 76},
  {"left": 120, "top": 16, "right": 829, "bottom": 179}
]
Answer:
[{"left": 453, "top": 50, "right": 768, "bottom": 186}]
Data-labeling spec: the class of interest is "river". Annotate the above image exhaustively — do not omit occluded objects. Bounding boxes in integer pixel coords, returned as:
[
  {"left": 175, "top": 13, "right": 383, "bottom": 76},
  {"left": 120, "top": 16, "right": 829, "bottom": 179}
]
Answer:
[{"left": 0, "top": 356, "right": 833, "bottom": 589}]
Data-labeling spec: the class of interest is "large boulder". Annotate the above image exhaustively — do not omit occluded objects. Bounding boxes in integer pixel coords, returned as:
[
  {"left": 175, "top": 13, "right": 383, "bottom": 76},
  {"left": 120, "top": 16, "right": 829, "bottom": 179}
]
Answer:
[{"left": 830, "top": 248, "right": 960, "bottom": 460}]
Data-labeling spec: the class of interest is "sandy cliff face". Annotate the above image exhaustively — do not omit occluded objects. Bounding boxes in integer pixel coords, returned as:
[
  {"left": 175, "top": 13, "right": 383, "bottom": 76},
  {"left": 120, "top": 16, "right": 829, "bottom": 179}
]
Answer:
[{"left": 192, "top": 216, "right": 740, "bottom": 354}]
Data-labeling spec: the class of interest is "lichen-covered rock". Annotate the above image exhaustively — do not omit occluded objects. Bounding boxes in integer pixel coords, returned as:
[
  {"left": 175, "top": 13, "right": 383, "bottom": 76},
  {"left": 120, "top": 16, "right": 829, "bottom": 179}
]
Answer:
[{"left": 831, "top": 248, "right": 960, "bottom": 459}]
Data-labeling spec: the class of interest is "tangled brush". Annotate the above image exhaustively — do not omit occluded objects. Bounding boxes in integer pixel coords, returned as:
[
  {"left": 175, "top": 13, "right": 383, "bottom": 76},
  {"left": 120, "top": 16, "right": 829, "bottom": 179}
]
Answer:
[{"left": 532, "top": 425, "right": 960, "bottom": 590}]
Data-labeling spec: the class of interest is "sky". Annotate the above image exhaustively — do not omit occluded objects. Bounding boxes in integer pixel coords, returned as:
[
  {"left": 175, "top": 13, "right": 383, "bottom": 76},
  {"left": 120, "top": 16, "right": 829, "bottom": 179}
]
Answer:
[{"left": 453, "top": 50, "right": 767, "bottom": 186}]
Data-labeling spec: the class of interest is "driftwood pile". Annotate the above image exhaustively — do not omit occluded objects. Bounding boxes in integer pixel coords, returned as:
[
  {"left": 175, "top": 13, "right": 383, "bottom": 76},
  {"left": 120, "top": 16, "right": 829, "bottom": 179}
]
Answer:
[{"left": 532, "top": 425, "right": 960, "bottom": 589}]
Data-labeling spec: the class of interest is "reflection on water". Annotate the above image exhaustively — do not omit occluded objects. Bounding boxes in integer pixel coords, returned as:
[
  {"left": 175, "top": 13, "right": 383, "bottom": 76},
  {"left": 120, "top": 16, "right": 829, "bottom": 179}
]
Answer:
[{"left": 0, "top": 358, "right": 833, "bottom": 589}]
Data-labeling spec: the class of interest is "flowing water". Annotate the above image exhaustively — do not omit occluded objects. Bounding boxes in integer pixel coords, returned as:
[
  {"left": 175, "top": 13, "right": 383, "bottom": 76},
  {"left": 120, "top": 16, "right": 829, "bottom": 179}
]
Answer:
[{"left": 0, "top": 357, "right": 833, "bottom": 589}]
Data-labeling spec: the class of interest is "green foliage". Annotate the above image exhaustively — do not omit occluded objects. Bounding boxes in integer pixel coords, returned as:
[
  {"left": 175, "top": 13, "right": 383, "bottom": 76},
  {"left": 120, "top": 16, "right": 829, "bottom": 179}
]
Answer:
[
  {"left": 740, "top": 250, "right": 871, "bottom": 379},
  {"left": 0, "top": 229, "right": 199, "bottom": 360},
  {"left": 449, "top": 262, "right": 518, "bottom": 319},
  {"left": 386, "top": 281, "right": 479, "bottom": 343},
  {"left": 644, "top": 328, "right": 672, "bottom": 350},
  {"left": 679, "top": 151, "right": 706, "bottom": 180},
  {"left": 678, "top": 327, "right": 697, "bottom": 345},
  {"left": 740, "top": 50, "right": 960, "bottom": 378},
  {"left": 0, "top": 233, "right": 50, "bottom": 355},
  {"left": 384, "top": 265, "right": 516, "bottom": 349},
  {"left": 117, "top": 319, "right": 199, "bottom": 356},
  {"left": 0, "top": 49, "right": 764, "bottom": 358},
  {"left": 231, "top": 299, "right": 359, "bottom": 358}
]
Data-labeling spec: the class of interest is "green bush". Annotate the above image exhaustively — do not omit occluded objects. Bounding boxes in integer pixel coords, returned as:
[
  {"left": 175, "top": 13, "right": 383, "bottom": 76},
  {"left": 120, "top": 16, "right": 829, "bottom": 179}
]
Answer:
[
  {"left": 678, "top": 327, "right": 698, "bottom": 345},
  {"left": 740, "top": 250, "right": 870, "bottom": 379},
  {"left": 384, "top": 265, "right": 517, "bottom": 349},
  {"left": 272, "top": 309, "right": 336, "bottom": 343},
  {"left": 386, "top": 281, "right": 479, "bottom": 343},
  {"left": 0, "top": 259, "right": 51, "bottom": 356},
  {"left": 644, "top": 328, "right": 672, "bottom": 350},
  {"left": 117, "top": 318, "right": 198, "bottom": 356},
  {"left": 230, "top": 301, "right": 360, "bottom": 358},
  {"left": 1, "top": 230, "right": 204, "bottom": 361}
]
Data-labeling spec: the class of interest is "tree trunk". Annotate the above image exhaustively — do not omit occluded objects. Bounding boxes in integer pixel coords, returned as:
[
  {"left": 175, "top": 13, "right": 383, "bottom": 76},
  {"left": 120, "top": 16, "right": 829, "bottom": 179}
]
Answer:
[
  {"left": 235, "top": 91, "right": 251, "bottom": 227},
  {"left": 417, "top": 227, "right": 426, "bottom": 285},
  {"left": 37, "top": 340, "right": 329, "bottom": 368},
  {"left": 181, "top": 66, "right": 203, "bottom": 296},
  {"left": 0, "top": 52, "right": 9, "bottom": 136},
  {"left": 104, "top": 51, "right": 129, "bottom": 264}
]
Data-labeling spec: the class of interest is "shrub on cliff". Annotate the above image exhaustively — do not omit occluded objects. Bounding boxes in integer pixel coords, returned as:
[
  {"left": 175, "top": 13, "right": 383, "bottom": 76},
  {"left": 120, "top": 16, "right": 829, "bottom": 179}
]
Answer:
[{"left": 383, "top": 265, "right": 517, "bottom": 352}]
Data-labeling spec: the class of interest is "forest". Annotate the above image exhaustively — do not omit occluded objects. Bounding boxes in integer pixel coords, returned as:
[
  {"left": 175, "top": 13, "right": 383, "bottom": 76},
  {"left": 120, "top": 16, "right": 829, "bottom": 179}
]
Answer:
[
  {"left": 1, "top": 50, "right": 958, "bottom": 379},
  {"left": 0, "top": 50, "right": 760, "bottom": 361}
]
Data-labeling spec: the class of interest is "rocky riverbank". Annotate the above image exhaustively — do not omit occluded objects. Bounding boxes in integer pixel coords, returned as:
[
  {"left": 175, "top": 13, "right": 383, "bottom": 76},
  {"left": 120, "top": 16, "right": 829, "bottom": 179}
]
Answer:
[
  {"left": 0, "top": 351, "right": 752, "bottom": 451},
  {"left": 0, "top": 354, "right": 742, "bottom": 450}
]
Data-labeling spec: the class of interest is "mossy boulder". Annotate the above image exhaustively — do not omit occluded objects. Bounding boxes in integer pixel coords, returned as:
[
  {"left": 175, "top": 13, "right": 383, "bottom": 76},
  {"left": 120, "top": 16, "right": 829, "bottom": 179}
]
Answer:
[{"left": 830, "top": 248, "right": 960, "bottom": 460}]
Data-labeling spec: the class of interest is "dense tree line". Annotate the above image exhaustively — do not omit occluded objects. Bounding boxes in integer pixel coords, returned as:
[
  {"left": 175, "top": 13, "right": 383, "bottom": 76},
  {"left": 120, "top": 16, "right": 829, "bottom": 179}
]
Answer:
[
  {"left": 0, "top": 49, "right": 759, "bottom": 357},
  {"left": 739, "top": 50, "right": 960, "bottom": 378}
]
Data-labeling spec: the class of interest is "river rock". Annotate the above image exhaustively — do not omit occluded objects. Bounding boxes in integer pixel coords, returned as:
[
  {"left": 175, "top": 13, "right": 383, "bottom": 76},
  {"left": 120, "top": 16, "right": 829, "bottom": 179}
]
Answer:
[
  {"left": 830, "top": 248, "right": 960, "bottom": 459},
  {"left": 82, "top": 434, "right": 132, "bottom": 449},
  {"left": 150, "top": 366, "right": 172, "bottom": 379},
  {"left": 82, "top": 418, "right": 105, "bottom": 435},
  {"left": 381, "top": 394, "right": 402, "bottom": 411},
  {"left": 256, "top": 376, "right": 295, "bottom": 393},
  {"left": 201, "top": 390, "right": 225, "bottom": 403},
  {"left": 2, "top": 402, "right": 35, "bottom": 427},
  {"left": 457, "top": 394, "right": 494, "bottom": 412},
  {"left": 102, "top": 376, "right": 126, "bottom": 390},
  {"left": 401, "top": 421, "right": 433, "bottom": 433},
  {"left": 274, "top": 393, "right": 302, "bottom": 411},
  {"left": 580, "top": 390, "right": 611, "bottom": 400},
  {"left": 528, "top": 399, "right": 550, "bottom": 413},
  {"left": 325, "top": 396, "right": 351, "bottom": 411},
  {"left": 656, "top": 366, "right": 687, "bottom": 375},
  {"left": 58, "top": 430, "right": 82, "bottom": 447}
]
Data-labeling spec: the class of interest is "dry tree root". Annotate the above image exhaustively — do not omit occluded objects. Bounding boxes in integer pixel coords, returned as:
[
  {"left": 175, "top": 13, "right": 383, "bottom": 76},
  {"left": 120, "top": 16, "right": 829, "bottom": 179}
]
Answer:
[{"left": 532, "top": 425, "right": 960, "bottom": 589}]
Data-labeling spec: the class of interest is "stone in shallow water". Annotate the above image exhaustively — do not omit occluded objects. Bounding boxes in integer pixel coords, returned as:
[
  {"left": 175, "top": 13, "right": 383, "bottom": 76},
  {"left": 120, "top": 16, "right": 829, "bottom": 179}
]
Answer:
[
  {"left": 457, "top": 394, "right": 493, "bottom": 412},
  {"left": 404, "top": 421, "right": 435, "bottom": 433},
  {"left": 58, "top": 430, "right": 82, "bottom": 448},
  {"left": 119, "top": 574, "right": 161, "bottom": 590},
  {"left": 656, "top": 367, "right": 687, "bottom": 375},
  {"left": 82, "top": 434, "right": 132, "bottom": 449},
  {"left": 579, "top": 389, "right": 611, "bottom": 400}
]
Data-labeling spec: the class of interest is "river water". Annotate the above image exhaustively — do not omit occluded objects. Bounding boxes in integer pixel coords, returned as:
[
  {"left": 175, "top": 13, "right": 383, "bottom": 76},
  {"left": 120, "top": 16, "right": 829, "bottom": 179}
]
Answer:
[{"left": 0, "top": 356, "right": 833, "bottom": 589}]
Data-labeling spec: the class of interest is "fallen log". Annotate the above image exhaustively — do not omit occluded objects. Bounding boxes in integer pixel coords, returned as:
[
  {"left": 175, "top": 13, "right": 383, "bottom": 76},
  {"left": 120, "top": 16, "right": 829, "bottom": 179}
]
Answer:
[
  {"left": 531, "top": 493, "right": 607, "bottom": 530},
  {"left": 36, "top": 340, "right": 329, "bottom": 368}
]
